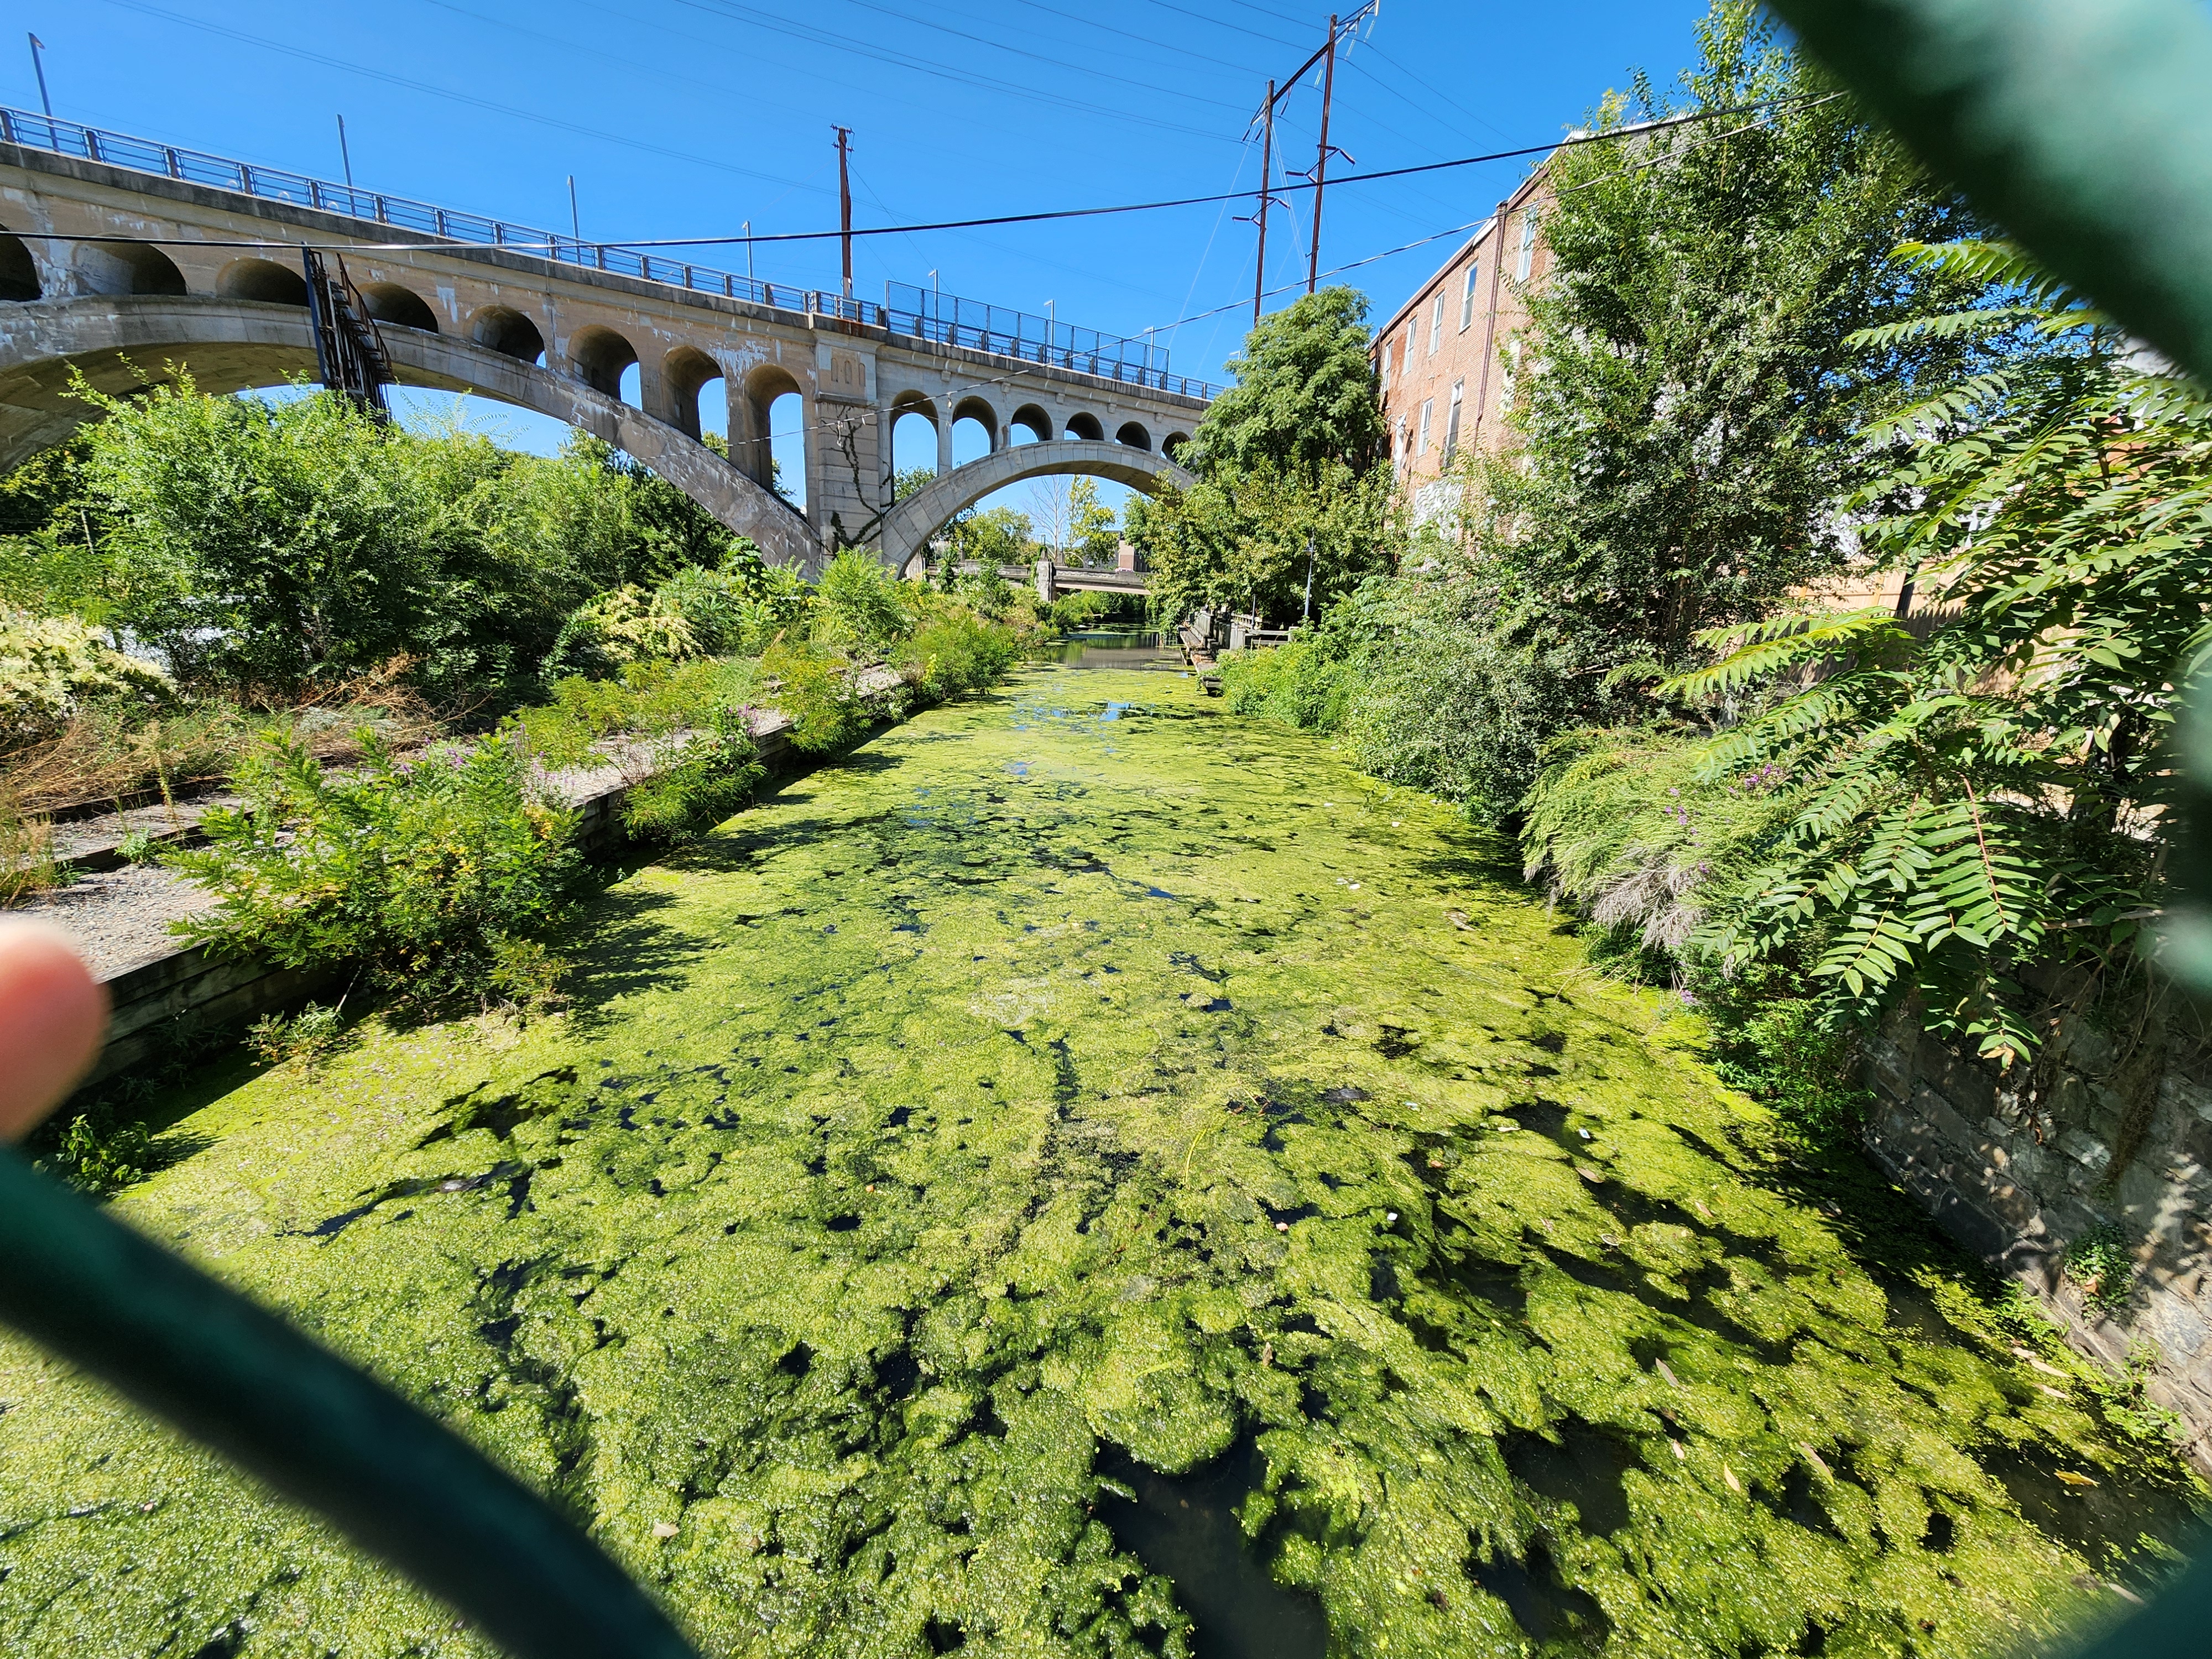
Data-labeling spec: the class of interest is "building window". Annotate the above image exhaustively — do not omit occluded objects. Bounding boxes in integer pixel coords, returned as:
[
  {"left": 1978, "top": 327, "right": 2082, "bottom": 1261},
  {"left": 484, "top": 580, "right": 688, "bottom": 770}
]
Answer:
[
  {"left": 1427, "top": 293, "right": 1443, "bottom": 354},
  {"left": 1394, "top": 416, "right": 1406, "bottom": 468},
  {"left": 1516, "top": 208, "right": 1541, "bottom": 282},
  {"left": 1381, "top": 341, "right": 1392, "bottom": 385},
  {"left": 1406, "top": 319, "right": 1417, "bottom": 361},
  {"left": 1442, "top": 380, "right": 1464, "bottom": 463},
  {"left": 1460, "top": 262, "right": 1480, "bottom": 331},
  {"left": 1417, "top": 399, "right": 1433, "bottom": 455},
  {"left": 1500, "top": 339, "right": 1523, "bottom": 410}
]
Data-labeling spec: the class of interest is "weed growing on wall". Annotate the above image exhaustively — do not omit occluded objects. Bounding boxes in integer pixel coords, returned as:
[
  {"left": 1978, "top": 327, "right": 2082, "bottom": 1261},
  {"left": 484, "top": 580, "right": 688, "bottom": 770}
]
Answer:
[{"left": 169, "top": 729, "right": 582, "bottom": 1011}]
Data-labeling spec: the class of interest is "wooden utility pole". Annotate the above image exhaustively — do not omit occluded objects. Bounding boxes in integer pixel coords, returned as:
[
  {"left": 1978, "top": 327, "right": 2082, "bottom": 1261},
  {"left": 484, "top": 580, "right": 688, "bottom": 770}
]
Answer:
[
  {"left": 834, "top": 124, "right": 854, "bottom": 299},
  {"left": 1251, "top": 81, "right": 1275, "bottom": 328},
  {"left": 1308, "top": 15, "right": 1338, "bottom": 293}
]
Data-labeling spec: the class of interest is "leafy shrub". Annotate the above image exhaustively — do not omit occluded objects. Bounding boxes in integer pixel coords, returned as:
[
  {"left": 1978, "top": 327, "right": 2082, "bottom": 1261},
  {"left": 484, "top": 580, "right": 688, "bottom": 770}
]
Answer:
[
  {"left": 247, "top": 1001, "right": 351, "bottom": 1071},
  {"left": 762, "top": 638, "right": 873, "bottom": 753},
  {"left": 0, "top": 609, "right": 170, "bottom": 746},
  {"left": 620, "top": 710, "right": 763, "bottom": 840},
  {"left": 1707, "top": 989, "right": 1870, "bottom": 1145},
  {"left": 895, "top": 611, "right": 1019, "bottom": 702},
  {"left": 169, "top": 729, "right": 582, "bottom": 1010},
  {"left": 811, "top": 550, "right": 911, "bottom": 654},
  {"left": 2067, "top": 1224, "right": 2136, "bottom": 1314},
  {"left": 1520, "top": 724, "right": 1798, "bottom": 954},
  {"left": 1219, "top": 636, "right": 1351, "bottom": 729},
  {"left": 539, "top": 583, "right": 701, "bottom": 680},
  {"left": 44, "top": 1108, "right": 155, "bottom": 1197}
]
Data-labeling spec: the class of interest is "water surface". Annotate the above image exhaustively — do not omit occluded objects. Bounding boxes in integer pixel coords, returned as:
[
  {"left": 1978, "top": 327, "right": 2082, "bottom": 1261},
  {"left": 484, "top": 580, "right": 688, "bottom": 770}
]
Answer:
[{"left": 0, "top": 669, "right": 2197, "bottom": 1657}]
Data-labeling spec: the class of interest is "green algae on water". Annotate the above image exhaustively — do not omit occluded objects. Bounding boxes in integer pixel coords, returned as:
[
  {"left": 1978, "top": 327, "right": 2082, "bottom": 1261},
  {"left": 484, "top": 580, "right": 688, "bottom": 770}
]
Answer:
[{"left": 0, "top": 669, "right": 2200, "bottom": 1658}]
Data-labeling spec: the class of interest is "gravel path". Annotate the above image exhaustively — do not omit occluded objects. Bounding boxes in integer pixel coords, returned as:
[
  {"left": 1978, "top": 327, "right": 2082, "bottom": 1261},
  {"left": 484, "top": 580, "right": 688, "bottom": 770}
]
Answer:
[{"left": 13, "top": 862, "right": 222, "bottom": 981}]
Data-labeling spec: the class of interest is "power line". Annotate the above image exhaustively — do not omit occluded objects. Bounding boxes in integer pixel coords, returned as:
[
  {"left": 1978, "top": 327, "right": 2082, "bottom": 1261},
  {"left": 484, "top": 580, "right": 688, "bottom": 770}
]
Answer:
[
  {"left": 90, "top": 97, "right": 1811, "bottom": 263},
  {"left": 820, "top": 0, "right": 1252, "bottom": 114},
  {"left": 663, "top": 0, "right": 1234, "bottom": 142},
  {"left": 89, "top": 0, "right": 815, "bottom": 195}
]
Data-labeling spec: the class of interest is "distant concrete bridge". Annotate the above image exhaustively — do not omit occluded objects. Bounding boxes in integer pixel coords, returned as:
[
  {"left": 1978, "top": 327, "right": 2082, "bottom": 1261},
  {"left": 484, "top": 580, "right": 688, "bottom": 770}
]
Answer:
[
  {"left": 0, "top": 108, "right": 1212, "bottom": 575},
  {"left": 881, "top": 439, "right": 1192, "bottom": 576}
]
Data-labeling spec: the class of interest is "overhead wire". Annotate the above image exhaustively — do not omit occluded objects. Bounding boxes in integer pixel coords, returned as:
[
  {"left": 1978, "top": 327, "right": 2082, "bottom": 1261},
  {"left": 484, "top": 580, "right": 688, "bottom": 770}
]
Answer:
[
  {"left": 93, "top": 97, "right": 1823, "bottom": 260},
  {"left": 662, "top": 0, "right": 1235, "bottom": 142},
  {"left": 89, "top": 0, "right": 826, "bottom": 195}
]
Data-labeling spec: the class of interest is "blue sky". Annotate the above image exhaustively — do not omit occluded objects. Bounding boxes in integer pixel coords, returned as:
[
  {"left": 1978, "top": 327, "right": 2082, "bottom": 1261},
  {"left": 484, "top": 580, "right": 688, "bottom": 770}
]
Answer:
[{"left": 33, "top": 0, "right": 1710, "bottom": 520}]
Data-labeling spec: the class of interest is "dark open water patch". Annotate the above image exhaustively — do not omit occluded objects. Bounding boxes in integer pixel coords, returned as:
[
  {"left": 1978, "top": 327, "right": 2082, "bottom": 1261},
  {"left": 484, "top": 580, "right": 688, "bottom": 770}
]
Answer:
[{"left": 1094, "top": 1442, "right": 1327, "bottom": 1659}]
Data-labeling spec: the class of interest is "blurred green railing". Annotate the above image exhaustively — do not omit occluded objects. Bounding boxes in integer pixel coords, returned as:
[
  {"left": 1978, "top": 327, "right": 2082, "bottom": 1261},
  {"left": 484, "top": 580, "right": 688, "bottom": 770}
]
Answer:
[{"left": 3, "top": 2, "right": 2212, "bottom": 1654}]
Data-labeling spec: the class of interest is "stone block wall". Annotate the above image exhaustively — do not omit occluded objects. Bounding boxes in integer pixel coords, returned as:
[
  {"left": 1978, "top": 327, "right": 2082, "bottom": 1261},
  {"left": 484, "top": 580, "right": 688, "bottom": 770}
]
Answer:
[{"left": 1861, "top": 997, "right": 2212, "bottom": 1466}]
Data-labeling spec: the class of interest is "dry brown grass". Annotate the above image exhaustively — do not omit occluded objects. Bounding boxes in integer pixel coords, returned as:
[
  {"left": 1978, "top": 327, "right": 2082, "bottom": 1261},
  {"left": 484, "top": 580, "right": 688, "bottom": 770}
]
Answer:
[{"left": 0, "top": 658, "right": 445, "bottom": 818}]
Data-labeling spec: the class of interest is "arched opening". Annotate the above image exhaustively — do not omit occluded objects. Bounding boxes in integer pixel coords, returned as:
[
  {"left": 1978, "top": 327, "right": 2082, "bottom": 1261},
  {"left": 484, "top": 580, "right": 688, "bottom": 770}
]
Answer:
[
  {"left": 1065, "top": 411, "right": 1104, "bottom": 442},
  {"left": 889, "top": 395, "right": 939, "bottom": 492},
  {"left": 0, "top": 231, "right": 39, "bottom": 301},
  {"left": 569, "top": 325, "right": 638, "bottom": 400},
  {"left": 1162, "top": 431, "right": 1191, "bottom": 462},
  {"left": 744, "top": 363, "right": 806, "bottom": 511},
  {"left": 76, "top": 239, "right": 187, "bottom": 298},
  {"left": 468, "top": 305, "right": 545, "bottom": 365},
  {"left": 950, "top": 395, "right": 999, "bottom": 453},
  {"left": 951, "top": 413, "right": 994, "bottom": 468},
  {"left": 216, "top": 258, "right": 309, "bottom": 306},
  {"left": 1115, "top": 421, "right": 1151, "bottom": 452},
  {"left": 361, "top": 282, "right": 439, "bottom": 332},
  {"left": 1009, "top": 404, "right": 1051, "bottom": 445},
  {"left": 662, "top": 345, "right": 723, "bottom": 441}
]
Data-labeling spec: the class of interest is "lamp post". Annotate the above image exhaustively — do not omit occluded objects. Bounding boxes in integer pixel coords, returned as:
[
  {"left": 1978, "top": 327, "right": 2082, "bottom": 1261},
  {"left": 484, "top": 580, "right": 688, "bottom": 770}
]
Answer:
[{"left": 1302, "top": 532, "right": 1317, "bottom": 624}]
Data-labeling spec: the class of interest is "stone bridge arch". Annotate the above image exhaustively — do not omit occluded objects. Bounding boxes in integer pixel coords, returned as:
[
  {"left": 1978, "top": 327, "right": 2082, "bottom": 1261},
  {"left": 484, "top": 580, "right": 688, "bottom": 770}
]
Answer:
[
  {"left": 0, "top": 294, "right": 821, "bottom": 571},
  {"left": 877, "top": 438, "right": 1192, "bottom": 576}
]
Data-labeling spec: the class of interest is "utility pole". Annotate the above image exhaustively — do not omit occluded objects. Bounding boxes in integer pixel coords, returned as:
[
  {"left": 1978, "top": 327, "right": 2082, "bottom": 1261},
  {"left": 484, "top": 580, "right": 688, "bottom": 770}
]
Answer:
[
  {"left": 1308, "top": 15, "right": 1338, "bottom": 293},
  {"left": 27, "top": 35, "right": 51, "bottom": 123},
  {"left": 743, "top": 220, "right": 753, "bottom": 284},
  {"left": 1250, "top": 80, "right": 1275, "bottom": 327},
  {"left": 834, "top": 125, "right": 854, "bottom": 300},
  {"left": 335, "top": 114, "right": 354, "bottom": 191},
  {"left": 567, "top": 176, "right": 581, "bottom": 247}
]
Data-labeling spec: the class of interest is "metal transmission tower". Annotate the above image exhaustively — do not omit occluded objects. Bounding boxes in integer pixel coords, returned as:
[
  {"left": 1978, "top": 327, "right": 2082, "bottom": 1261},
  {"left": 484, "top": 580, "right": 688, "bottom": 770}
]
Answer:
[{"left": 300, "top": 248, "right": 393, "bottom": 416}]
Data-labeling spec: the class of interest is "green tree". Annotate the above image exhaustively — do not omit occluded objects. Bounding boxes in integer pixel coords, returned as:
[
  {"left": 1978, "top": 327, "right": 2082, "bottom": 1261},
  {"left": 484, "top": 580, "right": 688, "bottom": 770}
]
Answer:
[
  {"left": 1126, "top": 461, "right": 1395, "bottom": 623},
  {"left": 1663, "top": 242, "right": 2212, "bottom": 1064},
  {"left": 1489, "top": 1, "right": 1975, "bottom": 673},
  {"left": 1183, "top": 288, "right": 1385, "bottom": 481},
  {"left": 1066, "top": 478, "right": 1119, "bottom": 567},
  {"left": 947, "top": 505, "right": 1035, "bottom": 568}
]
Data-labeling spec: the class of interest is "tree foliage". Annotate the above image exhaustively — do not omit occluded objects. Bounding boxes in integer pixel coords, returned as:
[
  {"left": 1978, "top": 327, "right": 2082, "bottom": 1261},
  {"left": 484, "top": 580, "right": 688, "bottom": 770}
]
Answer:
[
  {"left": 1182, "top": 288, "right": 1385, "bottom": 481},
  {"left": 1654, "top": 242, "right": 2212, "bottom": 1062},
  {"left": 5, "top": 377, "right": 753, "bottom": 702},
  {"left": 1490, "top": 0, "right": 1976, "bottom": 671},
  {"left": 1126, "top": 460, "right": 1396, "bottom": 623}
]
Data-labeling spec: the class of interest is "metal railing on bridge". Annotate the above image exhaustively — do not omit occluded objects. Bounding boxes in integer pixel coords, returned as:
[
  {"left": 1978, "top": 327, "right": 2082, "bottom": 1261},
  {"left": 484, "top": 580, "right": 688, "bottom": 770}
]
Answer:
[{"left": 0, "top": 106, "right": 1219, "bottom": 401}]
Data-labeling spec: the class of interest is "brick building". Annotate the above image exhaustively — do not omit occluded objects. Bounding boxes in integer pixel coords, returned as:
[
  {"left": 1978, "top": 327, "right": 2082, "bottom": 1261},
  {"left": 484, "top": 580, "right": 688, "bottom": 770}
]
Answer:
[{"left": 1373, "top": 166, "right": 1555, "bottom": 524}]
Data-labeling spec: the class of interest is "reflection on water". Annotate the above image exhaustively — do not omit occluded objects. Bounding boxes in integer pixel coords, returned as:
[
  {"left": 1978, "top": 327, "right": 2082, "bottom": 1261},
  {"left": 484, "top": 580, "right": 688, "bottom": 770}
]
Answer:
[
  {"left": 1033, "top": 628, "right": 1182, "bottom": 670},
  {"left": 1095, "top": 1443, "right": 1328, "bottom": 1659}
]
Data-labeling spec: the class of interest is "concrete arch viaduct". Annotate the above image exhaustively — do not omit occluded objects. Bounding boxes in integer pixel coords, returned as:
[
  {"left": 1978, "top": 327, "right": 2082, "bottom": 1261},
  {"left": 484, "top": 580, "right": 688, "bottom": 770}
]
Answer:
[
  {"left": 0, "top": 112, "right": 1213, "bottom": 576},
  {"left": 879, "top": 440, "right": 1192, "bottom": 576}
]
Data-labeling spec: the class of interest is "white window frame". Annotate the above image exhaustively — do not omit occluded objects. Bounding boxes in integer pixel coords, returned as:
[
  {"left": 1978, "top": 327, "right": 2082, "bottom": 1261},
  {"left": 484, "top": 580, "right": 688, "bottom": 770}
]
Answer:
[
  {"left": 1417, "top": 398, "right": 1433, "bottom": 455},
  {"left": 1394, "top": 416, "right": 1406, "bottom": 467},
  {"left": 1516, "top": 208, "right": 1541, "bottom": 282},
  {"left": 1427, "top": 293, "right": 1444, "bottom": 354},
  {"left": 1380, "top": 341, "right": 1392, "bottom": 385},
  {"left": 1460, "top": 262, "right": 1480, "bottom": 331},
  {"left": 1442, "top": 380, "right": 1464, "bottom": 463},
  {"left": 1500, "top": 338, "right": 1523, "bottom": 410}
]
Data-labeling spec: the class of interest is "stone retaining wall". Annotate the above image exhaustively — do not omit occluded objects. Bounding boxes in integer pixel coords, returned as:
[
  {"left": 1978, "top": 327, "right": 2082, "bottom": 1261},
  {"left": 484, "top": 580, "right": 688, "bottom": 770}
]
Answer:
[
  {"left": 1861, "top": 997, "right": 2212, "bottom": 1465},
  {"left": 78, "top": 711, "right": 811, "bottom": 1089}
]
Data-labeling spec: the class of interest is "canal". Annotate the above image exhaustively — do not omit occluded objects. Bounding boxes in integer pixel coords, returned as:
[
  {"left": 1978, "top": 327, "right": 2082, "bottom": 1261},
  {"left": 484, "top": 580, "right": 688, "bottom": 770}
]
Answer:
[{"left": 0, "top": 667, "right": 2198, "bottom": 1656}]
